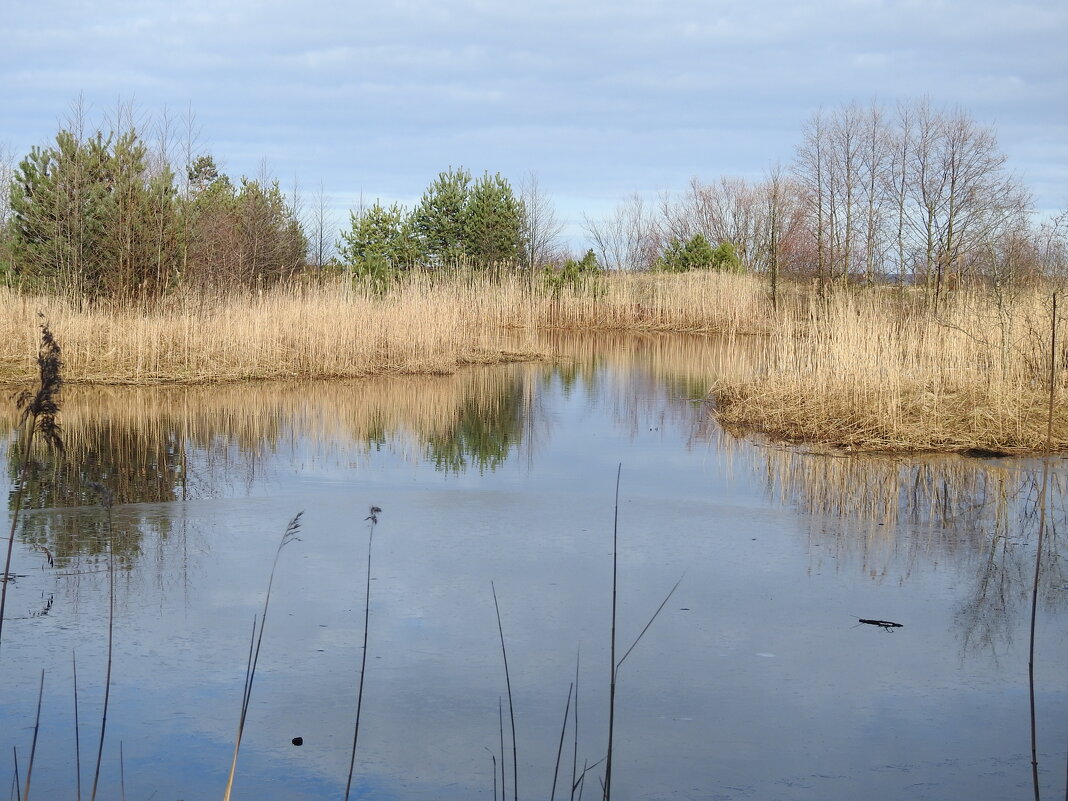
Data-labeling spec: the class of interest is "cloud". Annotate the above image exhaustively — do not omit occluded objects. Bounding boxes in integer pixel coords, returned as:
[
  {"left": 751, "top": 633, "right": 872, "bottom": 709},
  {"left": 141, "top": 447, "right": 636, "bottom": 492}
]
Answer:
[{"left": 1, "top": 0, "right": 1065, "bottom": 245}]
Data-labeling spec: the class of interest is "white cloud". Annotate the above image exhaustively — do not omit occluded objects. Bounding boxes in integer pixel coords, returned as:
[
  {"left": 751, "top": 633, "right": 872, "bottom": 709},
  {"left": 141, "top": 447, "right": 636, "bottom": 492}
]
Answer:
[{"left": 0, "top": 0, "right": 1065, "bottom": 245}]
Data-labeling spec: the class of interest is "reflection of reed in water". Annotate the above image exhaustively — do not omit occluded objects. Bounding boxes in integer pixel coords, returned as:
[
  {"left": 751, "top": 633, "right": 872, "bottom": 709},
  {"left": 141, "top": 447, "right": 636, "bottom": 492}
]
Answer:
[
  {"left": 1, "top": 368, "right": 540, "bottom": 557},
  {"left": 535, "top": 330, "right": 762, "bottom": 449},
  {"left": 536, "top": 329, "right": 761, "bottom": 399},
  {"left": 739, "top": 444, "right": 1068, "bottom": 653},
  {"left": 1, "top": 330, "right": 761, "bottom": 573}
]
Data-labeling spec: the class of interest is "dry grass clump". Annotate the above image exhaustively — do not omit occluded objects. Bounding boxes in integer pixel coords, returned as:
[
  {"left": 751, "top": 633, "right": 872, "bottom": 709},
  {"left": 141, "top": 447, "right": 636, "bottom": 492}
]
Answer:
[
  {"left": 713, "top": 286, "right": 1067, "bottom": 453},
  {"left": 0, "top": 271, "right": 767, "bottom": 384}
]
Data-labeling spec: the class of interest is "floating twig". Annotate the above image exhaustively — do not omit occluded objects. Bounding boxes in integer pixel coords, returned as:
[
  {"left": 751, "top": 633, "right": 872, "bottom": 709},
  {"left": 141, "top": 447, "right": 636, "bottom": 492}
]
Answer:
[{"left": 858, "top": 619, "right": 903, "bottom": 632}]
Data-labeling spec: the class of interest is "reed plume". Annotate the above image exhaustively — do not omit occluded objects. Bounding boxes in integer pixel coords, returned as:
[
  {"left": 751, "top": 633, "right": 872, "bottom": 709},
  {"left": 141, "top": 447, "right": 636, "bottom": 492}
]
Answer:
[{"left": 1, "top": 320, "right": 63, "bottom": 656}]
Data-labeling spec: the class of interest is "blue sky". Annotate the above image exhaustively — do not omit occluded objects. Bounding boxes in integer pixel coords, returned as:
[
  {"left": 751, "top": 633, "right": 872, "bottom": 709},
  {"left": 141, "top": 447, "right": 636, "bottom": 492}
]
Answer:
[{"left": 2, "top": 0, "right": 1066, "bottom": 249}]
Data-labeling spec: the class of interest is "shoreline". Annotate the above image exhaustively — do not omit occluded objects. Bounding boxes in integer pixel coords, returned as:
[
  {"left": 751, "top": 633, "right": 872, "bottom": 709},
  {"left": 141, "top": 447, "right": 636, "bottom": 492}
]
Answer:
[{"left": 3, "top": 274, "right": 1066, "bottom": 455}]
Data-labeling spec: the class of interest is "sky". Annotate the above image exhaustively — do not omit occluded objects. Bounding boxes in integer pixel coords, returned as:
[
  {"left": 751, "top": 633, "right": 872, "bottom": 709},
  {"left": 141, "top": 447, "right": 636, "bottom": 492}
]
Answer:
[{"left": 2, "top": 0, "right": 1066, "bottom": 250}]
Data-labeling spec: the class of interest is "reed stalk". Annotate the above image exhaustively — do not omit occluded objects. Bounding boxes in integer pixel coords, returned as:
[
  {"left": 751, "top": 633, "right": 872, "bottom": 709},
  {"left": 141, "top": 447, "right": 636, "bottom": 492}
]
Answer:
[
  {"left": 603, "top": 466, "right": 682, "bottom": 801},
  {"left": 11, "top": 746, "right": 20, "bottom": 801},
  {"left": 344, "top": 505, "right": 381, "bottom": 801},
  {"left": 0, "top": 322, "right": 63, "bottom": 657},
  {"left": 90, "top": 488, "right": 116, "bottom": 801},
  {"left": 485, "top": 747, "right": 497, "bottom": 801},
  {"left": 570, "top": 651, "right": 580, "bottom": 801},
  {"left": 222, "top": 512, "right": 302, "bottom": 801},
  {"left": 499, "top": 697, "right": 506, "bottom": 801},
  {"left": 23, "top": 670, "right": 43, "bottom": 801},
  {"left": 1029, "top": 292, "right": 1057, "bottom": 800},
  {"left": 603, "top": 465, "right": 620, "bottom": 801},
  {"left": 492, "top": 581, "right": 518, "bottom": 801},
  {"left": 73, "top": 650, "right": 82, "bottom": 801},
  {"left": 550, "top": 683, "right": 574, "bottom": 801}
]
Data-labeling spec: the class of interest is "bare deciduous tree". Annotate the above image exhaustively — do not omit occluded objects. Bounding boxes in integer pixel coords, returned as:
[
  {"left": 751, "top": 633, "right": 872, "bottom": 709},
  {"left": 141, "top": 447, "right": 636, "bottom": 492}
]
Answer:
[
  {"left": 583, "top": 193, "right": 659, "bottom": 271},
  {"left": 660, "top": 177, "right": 763, "bottom": 269},
  {"left": 308, "top": 180, "right": 335, "bottom": 269},
  {"left": 520, "top": 172, "right": 563, "bottom": 280},
  {"left": 795, "top": 99, "right": 1031, "bottom": 299}
]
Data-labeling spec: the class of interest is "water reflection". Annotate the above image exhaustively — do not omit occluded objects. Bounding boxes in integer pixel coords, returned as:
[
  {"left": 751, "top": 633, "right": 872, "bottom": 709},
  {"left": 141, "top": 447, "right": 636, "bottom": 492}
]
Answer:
[
  {"left": 741, "top": 445, "right": 1068, "bottom": 653},
  {"left": 1, "top": 333, "right": 1066, "bottom": 800}
]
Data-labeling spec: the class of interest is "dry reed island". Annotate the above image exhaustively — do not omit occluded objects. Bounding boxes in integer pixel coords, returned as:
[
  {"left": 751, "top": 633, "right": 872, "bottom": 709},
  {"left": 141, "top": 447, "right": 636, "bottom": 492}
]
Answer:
[{"left": 2, "top": 99, "right": 1067, "bottom": 454}]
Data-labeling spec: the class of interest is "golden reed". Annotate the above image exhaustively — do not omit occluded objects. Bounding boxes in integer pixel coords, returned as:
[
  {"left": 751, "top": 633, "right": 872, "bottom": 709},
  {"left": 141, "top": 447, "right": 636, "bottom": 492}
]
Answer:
[{"left": 0, "top": 272, "right": 766, "bottom": 384}]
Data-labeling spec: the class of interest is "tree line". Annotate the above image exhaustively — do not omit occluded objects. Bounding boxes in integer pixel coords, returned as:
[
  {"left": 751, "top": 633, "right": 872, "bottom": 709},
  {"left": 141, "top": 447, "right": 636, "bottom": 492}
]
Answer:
[
  {"left": 585, "top": 99, "right": 1067, "bottom": 303},
  {"left": 0, "top": 113, "right": 308, "bottom": 299},
  {"left": 1, "top": 98, "right": 1065, "bottom": 301}
]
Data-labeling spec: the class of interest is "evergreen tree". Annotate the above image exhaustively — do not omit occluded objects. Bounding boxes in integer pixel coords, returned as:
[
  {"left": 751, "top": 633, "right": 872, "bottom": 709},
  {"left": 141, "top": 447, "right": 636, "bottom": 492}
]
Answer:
[
  {"left": 411, "top": 167, "right": 471, "bottom": 266},
  {"left": 464, "top": 171, "right": 525, "bottom": 270},
  {"left": 8, "top": 130, "right": 111, "bottom": 293},
  {"left": 655, "top": 234, "right": 743, "bottom": 273},
  {"left": 338, "top": 201, "right": 416, "bottom": 269}
]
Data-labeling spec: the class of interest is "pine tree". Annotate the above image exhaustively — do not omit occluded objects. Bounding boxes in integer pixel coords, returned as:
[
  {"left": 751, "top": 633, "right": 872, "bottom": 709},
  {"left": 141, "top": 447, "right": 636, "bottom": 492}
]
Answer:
[
  {"left": 465, "top": 172, "right": 525, "bottom": 271},
  {"left": 411, "top": 167, "right": 471, "bottom": 266}
]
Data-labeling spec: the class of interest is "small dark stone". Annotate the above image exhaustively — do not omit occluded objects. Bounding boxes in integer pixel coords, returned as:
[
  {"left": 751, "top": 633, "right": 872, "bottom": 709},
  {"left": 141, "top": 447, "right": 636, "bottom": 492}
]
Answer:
[{"left": 292, "top": 737, "right": 303, "bottom": 746}]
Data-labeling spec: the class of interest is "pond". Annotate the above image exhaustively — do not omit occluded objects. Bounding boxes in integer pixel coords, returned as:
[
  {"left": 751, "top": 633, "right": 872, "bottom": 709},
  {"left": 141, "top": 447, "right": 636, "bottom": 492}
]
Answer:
[{"left": 1, "top": 333, "right": 1066, "bottom": 801}]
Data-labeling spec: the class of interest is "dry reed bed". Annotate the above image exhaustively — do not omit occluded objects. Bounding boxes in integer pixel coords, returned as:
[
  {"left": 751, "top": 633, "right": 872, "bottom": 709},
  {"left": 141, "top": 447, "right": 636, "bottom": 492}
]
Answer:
[
  {"left": 0, "top": 282, "right": 519, "bottom": 384},
  {"left": 0, "top": 272, "right": 765, "bottom": 384},
  {"left": 713, "top": 287, "right": 1068, "bottom": 453}
]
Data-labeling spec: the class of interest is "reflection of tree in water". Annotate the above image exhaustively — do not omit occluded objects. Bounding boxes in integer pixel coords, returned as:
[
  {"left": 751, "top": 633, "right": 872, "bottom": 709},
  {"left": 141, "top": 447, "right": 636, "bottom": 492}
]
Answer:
[
  {"left": 425, "top": 376, "right": 528, "bottom": 474},
  {"left": 745, "top": 446, "right": 1068, "bottom": 655},
  {"left": 3, "top": 401, "right": 278, "bottom": 566},
  {"left": 6, "top": 423, "right": 186, "bottom": 566}
]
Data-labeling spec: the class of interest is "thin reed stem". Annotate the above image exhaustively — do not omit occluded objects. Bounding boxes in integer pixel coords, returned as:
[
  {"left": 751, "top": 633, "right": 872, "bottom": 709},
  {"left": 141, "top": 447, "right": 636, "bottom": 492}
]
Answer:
[
  {"left": 73, "top": 650, "right": 82, "bottom": 801},
  {"left": 604, "top": 465, "right": 621, "bottom": 801},
  {"left": 0, "top": 483, "right": 27, "bottom": 658},
  {"left": 616, "top": 578, "right": 683, "bottom": 672},
  {"left": 90, "top": 507, "right": 116, "bottom": 801},
  {"left": 345, "top": 505, "right": 381, "bottom": 801},
  {"left": 11, "top": 746, "right": 20, "bottom": 801},
  {"left": 223, "top": 512, "right": 302, "bottom": 801},
  {"left": 570, "top": 650, "right": 580, "bottom": 801},
  {"left": 23, "top": 670, "right": 44, "bottom": 801},
  {"left": 486, "top": 748, "right": 497, "bottom": 801},
  {"left": 1029, "top": 292, "right": 1057, "bottom": 801},
  {"left": 499, "top": 697, "right": 506, "bottom": 801},
  {"left": 492, "top": 581, "right": 518, "bottom": 801},
  {"left": 550, "top": 683, "right": 574, "bottom": 801}
]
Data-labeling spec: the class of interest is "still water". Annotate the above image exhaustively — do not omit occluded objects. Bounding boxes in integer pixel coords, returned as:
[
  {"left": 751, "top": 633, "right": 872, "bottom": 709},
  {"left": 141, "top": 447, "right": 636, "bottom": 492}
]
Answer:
[{"left": 1, "top": 333, "right": 1066, "bottom": 801}]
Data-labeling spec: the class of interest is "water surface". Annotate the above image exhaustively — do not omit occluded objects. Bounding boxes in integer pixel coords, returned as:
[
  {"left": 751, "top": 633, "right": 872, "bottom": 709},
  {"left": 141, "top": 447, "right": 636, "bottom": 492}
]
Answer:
[{"left": 2, "top": 333, "right": 1066, "bottom": 800}]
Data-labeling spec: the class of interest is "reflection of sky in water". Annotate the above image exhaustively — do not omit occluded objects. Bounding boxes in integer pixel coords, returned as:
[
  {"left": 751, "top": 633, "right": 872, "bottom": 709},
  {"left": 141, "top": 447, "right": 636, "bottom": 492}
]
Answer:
[{"left": 1, "top": 338, "right": 1067, "bottom": 801}]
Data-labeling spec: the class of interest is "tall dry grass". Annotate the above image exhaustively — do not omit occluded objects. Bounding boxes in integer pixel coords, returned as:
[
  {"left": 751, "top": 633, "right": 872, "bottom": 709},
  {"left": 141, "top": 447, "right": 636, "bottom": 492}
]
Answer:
[
  {"left": 0, "top": 271, "right": 768, "bottom": 385},
  {"left": 713, "top": 285, "right": 1068, "bottom": 452}
]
